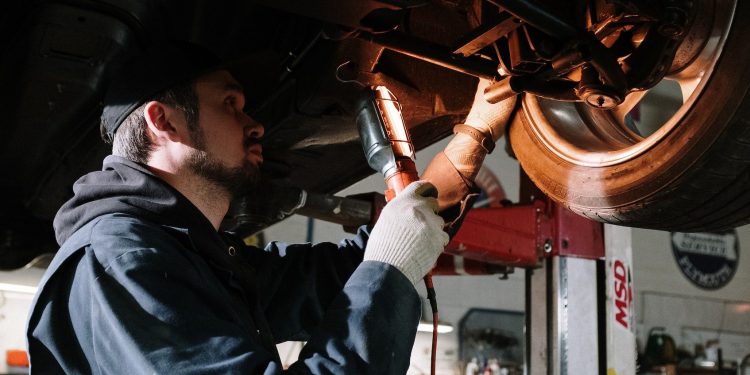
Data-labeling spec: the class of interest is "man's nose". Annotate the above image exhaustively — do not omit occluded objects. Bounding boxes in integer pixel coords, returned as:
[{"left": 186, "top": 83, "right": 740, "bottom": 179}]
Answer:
[{"left": 243, "top": 112, "right": 264, "bottom": 139}]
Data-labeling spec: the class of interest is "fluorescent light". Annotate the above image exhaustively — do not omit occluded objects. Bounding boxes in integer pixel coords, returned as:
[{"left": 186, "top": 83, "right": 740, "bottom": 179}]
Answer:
[
  {"left": 0, "top": 283, "right": 38, "bottom": 294},
  {"left": 417, "top": 322, "right": 454, "bottom": 334}
]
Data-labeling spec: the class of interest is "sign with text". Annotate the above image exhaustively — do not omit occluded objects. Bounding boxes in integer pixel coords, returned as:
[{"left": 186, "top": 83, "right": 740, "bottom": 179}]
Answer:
[
  {"left": 671, "top": 231, "right": 739, "bottom": 290},
  {"left": 605, "top": 225, "right": 636, "bottom": 375},
  {"left": 612, "top": 259, "right": 633, "bottom": 330}
]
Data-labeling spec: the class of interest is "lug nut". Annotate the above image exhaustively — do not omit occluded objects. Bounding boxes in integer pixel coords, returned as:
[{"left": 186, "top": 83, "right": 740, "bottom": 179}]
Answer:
[
  {"left": 586, "top": 94, "right": 619, "bottom": 109},
  {"left": 579, "top": 86, "right": 622, "bottom": 110},
  {"left": 658, "top": 8, "right": 688, "bottom": 38}
]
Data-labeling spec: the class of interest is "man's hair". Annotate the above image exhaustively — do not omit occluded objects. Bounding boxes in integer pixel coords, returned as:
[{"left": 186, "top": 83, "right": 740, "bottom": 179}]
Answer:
[{"left": 109, "top": 80, "right": 200, "bottom": 163}]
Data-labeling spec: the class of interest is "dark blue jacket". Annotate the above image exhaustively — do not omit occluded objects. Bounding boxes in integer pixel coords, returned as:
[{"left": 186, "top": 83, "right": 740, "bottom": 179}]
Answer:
[{"left": 26, "top": 156, "right": 421, "bottom": 374}]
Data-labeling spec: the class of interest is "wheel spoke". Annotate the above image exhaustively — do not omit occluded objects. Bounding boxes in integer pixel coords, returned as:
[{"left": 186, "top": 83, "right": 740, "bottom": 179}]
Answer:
[
  {"left": 672, "top": 75, "right": 701, "bottom": 104},
  {"left": 613, "top": 89, "right": 649, "bottom": 122}
]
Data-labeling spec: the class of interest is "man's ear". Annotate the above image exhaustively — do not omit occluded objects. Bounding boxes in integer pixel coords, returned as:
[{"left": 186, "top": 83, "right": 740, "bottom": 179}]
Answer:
[{"left": 143, "top": 101, "right": 186, "bottom": 143}]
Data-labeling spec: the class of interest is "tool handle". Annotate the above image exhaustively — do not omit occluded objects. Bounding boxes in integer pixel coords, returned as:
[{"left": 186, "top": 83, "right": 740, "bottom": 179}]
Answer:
[{"left": 384, "top": 159, "right": 419, "bottom": 202}]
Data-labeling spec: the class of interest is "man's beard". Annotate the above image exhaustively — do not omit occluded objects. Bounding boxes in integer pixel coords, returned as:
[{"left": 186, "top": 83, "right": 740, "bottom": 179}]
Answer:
[{"left": 186, "top": 129, "right": 259, "bottom": 199}]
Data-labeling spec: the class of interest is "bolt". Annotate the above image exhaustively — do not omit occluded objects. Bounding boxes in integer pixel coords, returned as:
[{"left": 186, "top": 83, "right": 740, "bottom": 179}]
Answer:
[
  {"left": 579, "top": 84, "right": 622, "bottom": 110},
  {"left": 562, "top": 239, "right": 569, "bottom": 249},
  {"left": 658, "top": 9, "right": 687, "bottom": 38},
  {"left": 586, "top": 93, "right": 618, "bottom": 109},
  {"left": 658, "top": 23, "right": 684, "bottom": 38},
  {"left": 543, "top": 239, "right": 553, "bottom": 253}
]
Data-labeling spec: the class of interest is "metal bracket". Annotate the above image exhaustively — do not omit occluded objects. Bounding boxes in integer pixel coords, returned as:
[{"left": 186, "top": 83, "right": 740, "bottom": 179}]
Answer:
[{"left": 444, "top": 195, "right": 604, "bottom": 269}]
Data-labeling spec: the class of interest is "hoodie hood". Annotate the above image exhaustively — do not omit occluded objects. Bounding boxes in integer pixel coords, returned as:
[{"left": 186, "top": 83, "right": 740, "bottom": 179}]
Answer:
[{"left": 53, "top": 155, "right": 214, "bottom": 245}]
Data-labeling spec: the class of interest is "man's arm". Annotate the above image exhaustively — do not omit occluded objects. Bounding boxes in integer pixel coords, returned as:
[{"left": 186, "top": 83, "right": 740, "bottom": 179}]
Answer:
[
  {"left": 423, "top": 78, "right": 517, "bottom": 212},
  {"left": 288, "top": 261, "right": 421, "bottom": 374},
  {"left": 241, "top": 226, "right": 369, "bottom": 342}
]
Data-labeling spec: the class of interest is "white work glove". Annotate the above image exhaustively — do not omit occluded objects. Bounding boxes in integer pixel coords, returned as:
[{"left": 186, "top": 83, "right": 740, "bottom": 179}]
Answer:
[
  {"left": 464, "top": 78, "right": 517, "bottom": 142},
  {"left": 364, "top": 181, "right": 449, "bottom": 285}
]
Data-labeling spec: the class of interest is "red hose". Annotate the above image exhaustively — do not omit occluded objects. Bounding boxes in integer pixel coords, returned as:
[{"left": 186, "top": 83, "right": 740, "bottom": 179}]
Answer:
[{"left": 424, "top": 274, "right": 438, "bottom": 375}]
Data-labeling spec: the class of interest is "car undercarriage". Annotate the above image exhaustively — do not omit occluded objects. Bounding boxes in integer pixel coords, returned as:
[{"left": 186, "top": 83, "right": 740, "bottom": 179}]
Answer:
[{"left": 1, "top": 0, "right": 747, "bottom": 268}]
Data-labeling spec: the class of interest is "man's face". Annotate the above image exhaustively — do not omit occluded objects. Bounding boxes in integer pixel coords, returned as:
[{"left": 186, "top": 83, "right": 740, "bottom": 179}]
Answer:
[{"left": 185, "top": 70, "right": 264, "bottom": 198}]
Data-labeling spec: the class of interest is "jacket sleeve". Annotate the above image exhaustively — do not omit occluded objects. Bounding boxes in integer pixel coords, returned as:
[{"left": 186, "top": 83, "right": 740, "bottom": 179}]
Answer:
[
  {"left": 78, "top": 220, "right": 420, "bottom": 374},
  {"left": 243, "top": 225, "right": 423, "bottom": 373},
  {"left": 290, "top": 261, "right": 421, "bottom": 374},
  {"left": 242, "top": 225, "right": 370, "bottom": 342}
]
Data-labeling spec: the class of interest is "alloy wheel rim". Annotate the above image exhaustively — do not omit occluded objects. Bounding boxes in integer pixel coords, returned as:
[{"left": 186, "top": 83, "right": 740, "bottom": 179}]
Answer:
[{"left": 522, "top": 0, "right": 737, "bottom": 168}]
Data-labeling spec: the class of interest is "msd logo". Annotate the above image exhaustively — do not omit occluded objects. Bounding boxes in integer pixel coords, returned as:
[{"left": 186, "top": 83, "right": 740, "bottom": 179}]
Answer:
[{"left": 613, "top": 259, "right": 633, "bottom": 330}]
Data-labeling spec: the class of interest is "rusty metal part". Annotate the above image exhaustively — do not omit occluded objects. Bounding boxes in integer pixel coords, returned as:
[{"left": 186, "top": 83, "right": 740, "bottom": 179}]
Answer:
[
  {"left": 591, "top": 13, "right": 657, "bottom": 47},
  {"left": 227, "top": 184, "right": 307, "bottom": 234},
  {"left": 484, "top": 76, "right": 521, "bottom": 104},
  {"left": 228, "top": 184, "right": 376, "bottom": 234},
  {"left": 550, "top": 44, "right": 591, "bottom": 76},
  {"left": 577, "top": 65, "right": 624, "bottom": 109},
  {"left": 358, "top": 31, "right": 500, "bottom": 80},
  {"left": 482, "top": 1, "right": 689, "bottom": 108},
  {"left": 622, "top": 1, "right": 695, "bottom": 92},
  {"left": 586, "top": 35, "right": 627, "bottom": 92},
  {"left": 452, "top": 12, "right": 520, "bottom": 57},
  {"left": 295, "top": 193, "right": 374, "bottom": 227},
  {"left": 507, "top": 27, "right": 547, "bottom": 74},
  {"left": 485, "top": 75, "right": 579, "bottom": 104}
]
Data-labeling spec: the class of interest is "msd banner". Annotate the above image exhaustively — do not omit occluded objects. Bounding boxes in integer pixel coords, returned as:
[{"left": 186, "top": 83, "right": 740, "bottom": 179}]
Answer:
[
  {"left": 613, "top": 259, "right": 633, "bottom": 330},
  {"left": 605, "top": 225, "right": 636, "bottom": 375}
]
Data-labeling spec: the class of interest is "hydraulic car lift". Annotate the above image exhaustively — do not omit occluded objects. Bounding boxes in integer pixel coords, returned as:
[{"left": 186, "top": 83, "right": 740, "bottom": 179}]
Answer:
[{"left": 432, "top": 173, "right": 637, "bottom": 375}]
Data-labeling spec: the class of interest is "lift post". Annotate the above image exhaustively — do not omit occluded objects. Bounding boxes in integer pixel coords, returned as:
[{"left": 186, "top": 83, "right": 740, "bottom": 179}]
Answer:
[{"left": 439, "top": 172, "right": 636, "bottom": 374}]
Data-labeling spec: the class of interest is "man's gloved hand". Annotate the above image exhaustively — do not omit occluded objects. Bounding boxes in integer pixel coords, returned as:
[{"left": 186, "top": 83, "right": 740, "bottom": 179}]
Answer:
[
  {"left": 433, "top": 78, "right": 517, "bottom": 186},
  {"left": 364, "top": 181, "right": 449, "bottom": 285},
  {"left": 463, "top": 78, "right": 517, "bottom": 142}
]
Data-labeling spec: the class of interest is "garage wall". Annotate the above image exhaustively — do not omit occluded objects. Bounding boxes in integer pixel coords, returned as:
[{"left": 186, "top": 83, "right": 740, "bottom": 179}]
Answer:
[
  {"left": 632, "top": 227, "right": 750, "bottom": 364},
  {"left": 0, "top": 293, "right": 34, "bottom": 373},
  {"left": 0, "top": 267, "right": 45, "bottom": 373}
]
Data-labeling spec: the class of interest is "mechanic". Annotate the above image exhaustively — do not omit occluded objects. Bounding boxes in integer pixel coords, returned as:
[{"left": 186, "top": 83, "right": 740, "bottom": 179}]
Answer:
[{"left": 26, "top": 41, "right": 514, "bottom": 374}]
